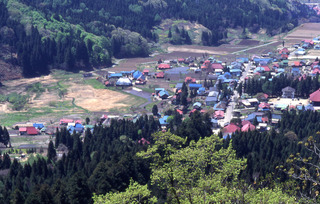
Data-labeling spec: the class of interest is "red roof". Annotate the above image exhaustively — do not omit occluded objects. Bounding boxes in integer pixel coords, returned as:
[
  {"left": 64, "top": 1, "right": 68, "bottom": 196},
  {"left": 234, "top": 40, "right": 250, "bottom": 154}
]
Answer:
[
  {"left": 214, "top": 110, "right": 224, "bottom": 118},
  {"left": 158, "top": 64, "right": 170, "bottom": 69},
  {"left": 27, "top": 127, "right": 38, "bottom": 135},
  {"left": 241, "top": 123, "right": 256, "bottom": 132},
  {"left": 310, "top": 89, "right": 320, "bottom": 102},
  {"left": 262, "top": 66, "right": 270, "bottom": 72},
  {"left": 313, "top": 68, "right": 320, "bottom": 75},
  {"left": 185, "top": 77, "right": 196, "bottom": 83},
  {"left": 224, "top": 124, "right": 240, "bottom": 133},
  {"left": 293, "top": 61, "right": 301, "bottom": 67},
  {"left": 75, "top": 120, "right": 82, "bottom": 124},
  {"left": 143, "top": 69, "right": 149, "bottom": 73},
  {"left": 241, "top": 120, "right": 251, "bottom": 126},
  {"left": 261, "top": 117, "right": 269, "bottom": 123},
  {"left": 259, "top": 102, "right": 270, "bottom": 109},
  {"left": 281, "top": 54, "right": 288, "bottom": 59},
  {"left": 178, "top": 58, "right": 185, "bottom": 62},
  {"left": 273, "top": 63, "right": 279, "bottom": 68},
  {"left": 156, "top": 72, "right": 165, "bottom": 78},
  {"left": 201, "top": 65, "right": 208, "bottom": 69},
  {"left": 176, "top": 109, "right": 183, "bottom": 115},
  {"left": 211, "top": 63, "right": 223, "bottom": 69},
  {"left": 60, "top": 119, "right": 73, "bottom": 124},
  {"left": 19, "top": 127, "right": 27, "bottom": 132}
]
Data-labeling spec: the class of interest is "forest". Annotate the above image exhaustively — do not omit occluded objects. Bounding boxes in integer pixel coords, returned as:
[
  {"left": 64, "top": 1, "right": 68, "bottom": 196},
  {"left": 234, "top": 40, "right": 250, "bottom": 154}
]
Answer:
[
  {"left": 0, "top": 0, "right": 315, "bottom": 77},
  {"left": 0, "top": 109, "right": 319, "bottom": 203}
]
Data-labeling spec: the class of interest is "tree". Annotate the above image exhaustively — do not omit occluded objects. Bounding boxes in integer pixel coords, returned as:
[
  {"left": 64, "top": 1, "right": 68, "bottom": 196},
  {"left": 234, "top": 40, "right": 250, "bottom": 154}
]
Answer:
[
  {"left": 1, "top": 127, "right": 10, "bottom": 147},
  {"left": 86, "top": 117, "right": 90, "bottom": 125},
  {"left": 152, "top": 105, "right": 158, "bottom": 116},
  {"left": 280, "top": 135, "right": 320, "bottom": 198},
  {"left": 47, "top": 141, "right": 56, "bottom": 162},
  {"left": 92, "top": 179, "right": 157, "bottom": 204},
  {"left": 95, "top": 132, "right": 296, "bottom": 203}
]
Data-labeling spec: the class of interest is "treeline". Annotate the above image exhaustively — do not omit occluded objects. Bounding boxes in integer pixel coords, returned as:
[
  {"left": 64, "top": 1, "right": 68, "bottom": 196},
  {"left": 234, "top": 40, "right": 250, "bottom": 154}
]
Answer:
[{"left": 244, "top": 73, "right": 320, "bottom": 97}]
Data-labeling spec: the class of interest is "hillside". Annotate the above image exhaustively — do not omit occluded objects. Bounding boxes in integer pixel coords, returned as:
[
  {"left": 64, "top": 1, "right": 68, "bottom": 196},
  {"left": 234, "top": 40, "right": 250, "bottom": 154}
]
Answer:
[{"left": 0, "top": 0, "right": 316, "bottom": 78}]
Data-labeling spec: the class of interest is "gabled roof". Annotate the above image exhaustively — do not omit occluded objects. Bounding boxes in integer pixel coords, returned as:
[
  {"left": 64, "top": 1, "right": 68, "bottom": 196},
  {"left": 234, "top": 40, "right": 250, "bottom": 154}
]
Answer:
[
  {"left": 27, "top": 127, "right": 38, "bottom": 135},
  {"left": 158, "top": 64, "right": 171, "bottom": 69},
  {"left": 310, "top": 89, "right": 320, "bottom": 102},
  {"left": 259, "top": 102, "right": 270, "bottom": 109},
  {"left": 224, "top": 124, "right": 240, "bottom": 133},
  {"left": 19, "top": 127, "right": 27, "bottom": 132},
  {"left": 241, "top": 122, "right": 255, "bottom": 132},
  {"left": 211, "top": 63, "right": 223, "bottom": 69}
]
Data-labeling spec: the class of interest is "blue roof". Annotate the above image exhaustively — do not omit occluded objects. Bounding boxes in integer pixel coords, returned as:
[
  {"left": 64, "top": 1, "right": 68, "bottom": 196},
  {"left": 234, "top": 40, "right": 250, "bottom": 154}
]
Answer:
[
  {"left": 133, "top": 70, "right": 143, "bottom": 79},
  {"left": 159, "top": 90, "right": 169, "bottom": 97},
  {"left": 176, "top": 83, "right": 183, "bottom": 89},
  {"left": 159, "top": 115, "right": 169, "bottom": 125},
  {"left": 230, "top": 69, "right": 241, "bottom": 73},
  {"left": 198, "top": 87, "right": 205, "bottom": 91},
  {"left": 33, "top": 123, "right": 44, "bottom": 129},
  {"left": 75, "top": 123, "right": 84, "bottom": 128},
  {"left": 155, "top": 88, "right": 165, "bottom": 92},
  {"left": 292, "top": 67, "right": 300, "bottom": 72},
  {"left": 277, "top": 68, "right": 285, "bottom": 73},
  {"left": 189, "top": 84, "right": 202, "bottom": 88},
  {"left": 109, "top": 73, "right": 123, "bottom": 78}
]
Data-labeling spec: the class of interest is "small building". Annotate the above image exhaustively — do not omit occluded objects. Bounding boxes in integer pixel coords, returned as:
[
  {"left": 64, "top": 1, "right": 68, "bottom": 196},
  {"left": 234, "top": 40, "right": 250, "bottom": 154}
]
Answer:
[
  {"left": 26, "top": 127, "right": 38, "bottom": 135},
  {"left": 189, "top": 83, "right": 202, "bottom": 90},
  {"left": 310, "top": 89, "right": 320, "bottom": 106},
  {"left": 282, "top": 86, "right": 295, "bottom": 98},
  {"left": 214, "top": 110, "right": 224, "bottom": 119},
  {"left": 33, "top": 123, "right": 44, "bottom": 129},
  {"left": 197, "top": 87, "right": 206, "bottom": 96},
  {"left": 159, "top": 115, "right": 169, "bottom": 127},
  {"left": 116, "top": 78, "right": 132, "bottom": 86},
  {"left": 60, "top": 119, "right": 73, "bottom": 125},
  {"left": 258, "top": 102, "right": 270, "bottom": 111},
  {"left": 193, "top": 102, "right": 202, "bottom": 110},
  {"left": 241, "top": 122, "right": 255, "bottom": 132},
  {"left": 158, "top": 90, "right": 169, "bottom": 99},
  {"left": 155, "top": 72, "right": 165, "bottom": 78},
  {"left": 223, "top": 124, "right": 240, "bottom": 139},
  {"left": 158, "top": 64, "right": 171, "bottom": 70}
]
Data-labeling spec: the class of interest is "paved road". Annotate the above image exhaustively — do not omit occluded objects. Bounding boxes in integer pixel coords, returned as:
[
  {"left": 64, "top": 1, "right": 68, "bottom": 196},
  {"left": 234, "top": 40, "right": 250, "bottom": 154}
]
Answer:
[{"left": 222, "top": 62, "right": 252, "bottom": 125}]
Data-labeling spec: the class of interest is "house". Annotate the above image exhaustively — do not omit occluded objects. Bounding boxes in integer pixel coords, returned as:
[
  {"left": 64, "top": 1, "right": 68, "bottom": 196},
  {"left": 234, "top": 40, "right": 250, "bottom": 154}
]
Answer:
[
  {"left": 214, "top": 101, "right": 227, "bottom": 111},
  {"left": 33, "top": 123, "right": 44, "bottom": 129},
  {"left": 258, "top": 102, "right": 270, "bottom": 111},
  {"left": 108, "top": 73, "right": 123, "bottom": 79},
  {"left": 158, "top": 90, "right": 169, "bottom": 99},
  {"left": 159, "top": 115, "right": 169, "bottom": 126},
  {"left": 133, "top": 70, "right": 143, "bottom": 79},
  {"left": 230, "top": 69, "right": 242, "bottom": 77},
  {"left": 60, "top": 119, "right": 73, "bottom": 125},
  {"left": 189, "top": 83, "right": 202, "bottom": 90},
  {"left": 178, "top": 58, "right": 185, "bottom": 63},
  {"left": 223, "top": 124, "right": 240, "bottom": 139},
  {"left": 193, "top": 102, "right": 202, "bottom": 110},
  {"left": 241, "top": 122, "right": 255, "bottom": 132},
  {"left": 294, "top": 48, "right": 306, "bottom": 55},
  {"left": 310, "top": 89, "right": 320, "bottom": 106},
  {"left": 155, "top": 72, "right": 165, "bottom": 78},
  {"left": 135, "top": 77, "right": 146, "bottom": 85},
  {"left": 116, "top": 78, "right": 132, "bottom": 86},
  {"left": 197, "top": 87, "right": 206, "bottom": 96},
  {"left": 211, "top": 63, "right": 224, "bottom": 70},
  {"left": 214, "top": 110, "right": 224, "bottom": 119},
  {"left": 282, "top": 86, "right": 295, "bottom": 98},
  {"left": 19, "top": 127, "right": 27, "bottom": 135},
  {"left": 206, "top": 96, "right": 219, "bottom": 106},
  {"left": 211, "top": 119, "right": 219, "bottom": 129},
  {"left": 26, "top": 127, "right": 38, "bottom": 135},
  {"left": 158, "top": 64, "right": 171, "bottom": 70},
  {"left": 185, "top": 77, "right": 196, "bottom": 83}
]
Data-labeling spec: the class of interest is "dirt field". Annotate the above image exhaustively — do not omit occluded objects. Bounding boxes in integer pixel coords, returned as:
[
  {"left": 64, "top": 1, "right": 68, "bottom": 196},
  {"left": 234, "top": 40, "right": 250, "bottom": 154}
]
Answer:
[
  {"left": 66, "top": 83, "right": 130, "bottom": 112},
  {"left": 285, "top": 23, "right": 320, "bottom": 40}
]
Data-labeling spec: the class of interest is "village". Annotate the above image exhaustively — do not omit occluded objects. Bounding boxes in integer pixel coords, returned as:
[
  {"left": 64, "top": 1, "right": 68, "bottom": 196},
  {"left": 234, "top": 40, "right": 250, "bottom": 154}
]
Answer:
[{"left": 3, "top": 25, "right": 320, "bottom": 162}]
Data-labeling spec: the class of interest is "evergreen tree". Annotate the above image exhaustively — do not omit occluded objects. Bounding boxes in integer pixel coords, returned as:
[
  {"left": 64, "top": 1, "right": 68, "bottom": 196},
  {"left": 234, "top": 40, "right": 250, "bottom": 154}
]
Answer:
[
  {"left": 47, "top": 141, "right": 56, "bottom": 162},
  {"left": 152, "top": 105, "right": 158, "bottom": 116}
]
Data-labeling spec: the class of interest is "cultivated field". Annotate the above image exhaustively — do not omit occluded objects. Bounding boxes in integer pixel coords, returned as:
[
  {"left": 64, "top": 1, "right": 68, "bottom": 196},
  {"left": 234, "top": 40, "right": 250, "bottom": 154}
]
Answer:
[
  {"left": 0, "top": 70, "right": 147, "bottom": 126},
  {"left": 285, "top": 23, "right": 320, "bottom": 41}
]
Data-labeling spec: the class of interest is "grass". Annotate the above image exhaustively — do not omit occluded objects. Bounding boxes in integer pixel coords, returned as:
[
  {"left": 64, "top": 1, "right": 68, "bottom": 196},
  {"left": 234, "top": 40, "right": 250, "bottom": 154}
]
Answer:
[
  {"left": 83, "top": 78, "right": 106, "bottom": 89},
  {"left": 0, "top": 100, "right": 84, "bottom": 127}
]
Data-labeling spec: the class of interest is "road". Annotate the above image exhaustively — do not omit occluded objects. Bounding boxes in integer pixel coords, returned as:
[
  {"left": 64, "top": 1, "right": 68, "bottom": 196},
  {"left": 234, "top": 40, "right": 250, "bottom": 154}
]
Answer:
[{"left": 222, "top": 61, "right": 252, "bottom": 126}]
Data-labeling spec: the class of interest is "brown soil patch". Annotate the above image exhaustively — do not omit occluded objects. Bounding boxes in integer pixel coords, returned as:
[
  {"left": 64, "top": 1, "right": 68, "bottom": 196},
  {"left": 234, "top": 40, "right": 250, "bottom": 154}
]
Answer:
[
  {"left": 66, "top": 84, "right": 130, "bottom": 112},
  {"left": 285, "top": 23, "right": 320, "bottom": 40}
]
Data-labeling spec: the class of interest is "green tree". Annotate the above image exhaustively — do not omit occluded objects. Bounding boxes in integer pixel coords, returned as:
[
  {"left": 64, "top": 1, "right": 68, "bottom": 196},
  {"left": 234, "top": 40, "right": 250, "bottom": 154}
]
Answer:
[
  {"left": 47, "top": 140, "right": 56, "bottom": 162},
  {"left": 152, "top": 104, "right": 158, "bottom": 116},
  {"left": 92, "top": 179, "right": 157, "bottom": 204}
]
